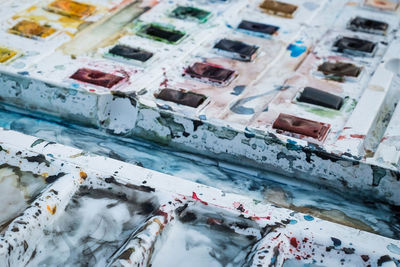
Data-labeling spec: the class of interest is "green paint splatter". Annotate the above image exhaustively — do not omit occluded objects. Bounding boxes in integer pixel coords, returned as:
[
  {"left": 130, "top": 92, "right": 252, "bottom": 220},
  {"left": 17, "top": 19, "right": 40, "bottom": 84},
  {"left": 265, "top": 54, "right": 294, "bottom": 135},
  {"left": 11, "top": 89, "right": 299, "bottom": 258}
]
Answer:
[
  {"left": 31, "top": 139, "right": 45, "bottom": 148},
  {"left": 305, "top": 107, "right": 341, "bottom": 118}
]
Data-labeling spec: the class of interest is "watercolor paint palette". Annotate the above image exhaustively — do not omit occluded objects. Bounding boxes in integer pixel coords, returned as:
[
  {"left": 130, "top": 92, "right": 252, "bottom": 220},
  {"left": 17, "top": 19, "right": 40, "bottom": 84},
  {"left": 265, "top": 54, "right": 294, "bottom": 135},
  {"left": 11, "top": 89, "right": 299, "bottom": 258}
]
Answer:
[
  {"left": 0, "top": 128, "right": 399, "bottom": 266},
  {"left": 0, "top": 0, "right": 399, "bottom": 250}
]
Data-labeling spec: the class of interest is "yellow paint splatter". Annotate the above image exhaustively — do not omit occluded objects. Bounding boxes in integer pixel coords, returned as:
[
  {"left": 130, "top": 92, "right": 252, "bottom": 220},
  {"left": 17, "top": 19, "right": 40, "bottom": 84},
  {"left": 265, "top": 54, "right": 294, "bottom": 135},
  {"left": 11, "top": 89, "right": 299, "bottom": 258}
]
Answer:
[
  {"left": 80, "top": 171, "right": 87, "bottom": 179},
  {"left": 47, "top": 205, "right": 57, "bottom": 215},
  {"left": 26, "top": 5, "right": 38, "bottom": 13}
]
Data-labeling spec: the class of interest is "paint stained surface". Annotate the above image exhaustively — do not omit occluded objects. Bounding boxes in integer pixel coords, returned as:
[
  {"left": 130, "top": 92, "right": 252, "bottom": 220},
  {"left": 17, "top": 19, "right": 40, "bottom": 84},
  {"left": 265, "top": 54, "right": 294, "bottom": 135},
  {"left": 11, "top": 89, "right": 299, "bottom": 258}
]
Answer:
[
  {"left": 26, "top": 181, "right": 159, "bottom": 266},
  {"left": 0, "top": 166, "right": 47, "bottom": 230},
  {"left": 0, "top": 0, "right": 400, "bottom": 265},
  {"left": 151, "top": 205, "right": 259, "bottom": 267},
  {"left": 1, "top": 111, "right": 399, "bottom": 240}
]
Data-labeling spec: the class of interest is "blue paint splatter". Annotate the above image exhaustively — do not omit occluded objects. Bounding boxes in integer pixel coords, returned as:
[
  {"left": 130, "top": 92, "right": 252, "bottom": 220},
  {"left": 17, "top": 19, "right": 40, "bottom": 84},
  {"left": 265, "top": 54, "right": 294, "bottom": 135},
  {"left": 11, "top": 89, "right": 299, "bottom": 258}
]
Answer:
[
  {"left": 199, "top": 115, "right": 207, "bottom": 120},
  {"left": 17, "top": 71, "right": 29, "bottom": 76},
  {"left": 387, "top": 243, "right": 400, "bottom": 255},
  {"left": 244, "top": 127, "right": 255, "bottom": 138},
  {"left": 289, "top": 219, "right": 297, "bottom": 224},
  {"left": 331, "top": 237, "right": 342, "bottom": 247},
  {"left": 68, "top": 89, "right": 78, "bottom": 96},
  {"left": 71, "top": 83, "right": 80, "bottom": 89},
  {"left": 304, "top": 215, "right": 314, "bottom": 221},
  {"left": 286, "top": 139, "right": 302, "bottom": 151},
  {"left": 287, "top": 43, "right": 307, "bottom": 57},
  {"left": 231, "top": 85, "right": 246, "bottom": 96}
]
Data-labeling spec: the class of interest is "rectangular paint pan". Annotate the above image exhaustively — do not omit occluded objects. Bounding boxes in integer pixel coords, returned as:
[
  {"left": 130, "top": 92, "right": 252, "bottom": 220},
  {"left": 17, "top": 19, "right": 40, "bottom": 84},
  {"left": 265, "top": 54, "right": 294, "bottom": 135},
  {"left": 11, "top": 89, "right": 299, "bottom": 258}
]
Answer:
[
  {"left": 46, "top": 0, "right": 96, "bottom": 19},
  {"left": 273, "top": 113, "right": 330, "bottom": 141},
  {"left": 213, "top": 39, "right": 258, "bottom": 62},
  {"left": 259, "top": 0, "right": 298, "bottom": 18},
  {"left": 297, "top": 87, "right": 344, "bottom": 110},
  {"left": 332, "top": 36, "right": 377, "bottom": 57},
  {"left": 237, "top": 20, "right": 279, "bottom": 38},
  {"left": 0, "top": 47, "right": 20, "bottom": 64},
  {"left": 8, "top": 20, "right": 57, "bottom": 40},
  {"left": 156, "top": 88, "right": 206, "bottom": 108},
  {"left": 70, "top": 68, "right": 125, "bottom": 89},
  {"left": 184, "top": 62, "right": 236, "bottom": 86},
  {"left": 104, "top": 44, "right": 154, "bottom": 66},
  {"left": 347, "top": 17, "right": 388, "bottom": 36},
  {"left": 170, "top": 6, "right": 211, "bottom": 23},
  {"left": 137, "top": 24, "right": 186, "bottom": 45}
]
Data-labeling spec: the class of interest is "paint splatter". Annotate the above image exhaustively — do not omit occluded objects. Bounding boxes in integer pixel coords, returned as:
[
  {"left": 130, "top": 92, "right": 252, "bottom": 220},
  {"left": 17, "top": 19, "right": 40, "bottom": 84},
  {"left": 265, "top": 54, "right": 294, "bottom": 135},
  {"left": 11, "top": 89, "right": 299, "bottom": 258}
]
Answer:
[
  {"left": 287, "top": 43, "right": 307, "bottom": 57},
  {"left": 304, "top": 215, "right": 314, "bottom": 221}
]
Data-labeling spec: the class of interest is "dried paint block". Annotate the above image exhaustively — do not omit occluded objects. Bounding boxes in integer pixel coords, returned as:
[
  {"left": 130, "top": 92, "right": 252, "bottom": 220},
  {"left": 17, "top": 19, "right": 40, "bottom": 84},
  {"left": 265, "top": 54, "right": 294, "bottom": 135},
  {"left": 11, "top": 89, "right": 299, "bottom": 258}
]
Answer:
[
  {"left": 259, "top": 0, "right": 298, "bottom": 18},
  {"left": 364, "top": 0, "right": 399, "bottom": 11},
  {"left": 137, "top": 24, "right": 185, "bottom": 44},
  {"left": 156, "top": 88, "right": 206, "bottom": 108},
  {"left": 9, "top": 20, "right": 56, "bottom": 39},
  {"left": 0, "top": 47, "right": 17, "bottom": 63},
  {"left": 273, "top": 113, "right": 330, "bottom": 141},
  {"left": 237, "top": 20, "right": 279, "bottom": 37},
  {"left": 70, "top": 68, "right": 124, "bottom": 88},
  {"left": 46, "top": 0, "right": 96, "bottom": 19},
  {"left": 185, "top": 62, "right": 235, "bottom": 85},
  {"left": 333, "top": 37, "right": 376, "bottom": 56},
  {"left": 318, "top": 62, "right": 361, "bottom": 78},
  {"left": 213, "top": 39, "right": 258, "bottom": 62},
  {"left": 298, "top": 87, "right": 344, "bottom": 110},
  {"left": 348, "top": 17, "right": 388, "bottom": 35},
  {"left": 170, "top": 6, "right": 211, "bottom": 23},
  {"left": 106, "top": 45, "right": 153, "bottom": 63}
]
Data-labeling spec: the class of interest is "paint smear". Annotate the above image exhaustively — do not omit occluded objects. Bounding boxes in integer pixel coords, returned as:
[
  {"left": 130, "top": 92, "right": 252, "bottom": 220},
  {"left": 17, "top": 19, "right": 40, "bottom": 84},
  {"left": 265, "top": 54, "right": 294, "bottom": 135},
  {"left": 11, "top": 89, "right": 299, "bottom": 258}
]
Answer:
[{"left": 287, "top": 43, "right": 307, "bottom": 57}]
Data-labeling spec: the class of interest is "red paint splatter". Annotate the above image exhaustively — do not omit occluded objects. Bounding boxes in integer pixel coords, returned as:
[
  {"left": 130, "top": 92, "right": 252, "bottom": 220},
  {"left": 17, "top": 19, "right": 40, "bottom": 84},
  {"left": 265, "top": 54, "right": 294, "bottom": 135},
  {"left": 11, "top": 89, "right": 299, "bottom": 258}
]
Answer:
[
  {"left": 295, "top": 255, "right": 301, "bottom": 260},
  {"left": 338, "top": 135, "right": 346, "bottom": 140},
  {"left": 237, "top": 204, "right": 245, "bottom": 212},
  {"left": 160, "top": 71, "right": 168, "bottom": 88},
  {"left": 156, "top": 210, "right": 169, "bottom": 222},
  {"left": 272, "top": 233, "right": 281, "bottom": 240},
  {"left": 160, "top": 78, "right": 168, "bottom": 87},
  {"left": 350, "top": 134, "right": 365, "bottom": 139},
  {"left": 303, "top": 237, "right": 309, "bottom": 243},
  {"left": 89, "top": 89, "right": 95, "bottom": 92},
  {"left": 207, "top": 218, "right": 223, "bottom": 225},
  {"left": 290, "top": 237, "right": 298, "bottom": 248},
  {"left": 192, "top": 192, "right": 208, "bottom": 205}
]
